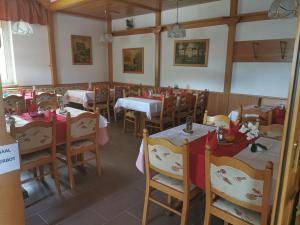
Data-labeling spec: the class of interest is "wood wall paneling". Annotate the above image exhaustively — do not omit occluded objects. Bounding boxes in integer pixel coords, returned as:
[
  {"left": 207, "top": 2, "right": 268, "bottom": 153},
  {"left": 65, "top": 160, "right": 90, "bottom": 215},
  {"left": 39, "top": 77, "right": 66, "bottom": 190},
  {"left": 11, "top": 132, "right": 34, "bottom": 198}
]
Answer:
[
  {"left": 155, "top": 11, "right": 161, "bottom": 88},
  {"left": 47, "top": 11, "right": 59, "bottom": 86},
  {"left": 223, "top": 0, "right": 238, "bottom": 113},
  {"left": 107, "top": 18, "right": 113, "bottom": 85},
  {"left": 233, "top": 39, "right": 295, "bottom": 62}
]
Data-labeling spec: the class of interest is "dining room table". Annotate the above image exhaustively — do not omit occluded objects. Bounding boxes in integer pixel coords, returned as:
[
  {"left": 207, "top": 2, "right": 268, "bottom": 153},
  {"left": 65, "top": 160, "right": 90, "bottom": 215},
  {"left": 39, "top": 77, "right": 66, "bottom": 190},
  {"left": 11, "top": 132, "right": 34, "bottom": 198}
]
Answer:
[
  {"left": 6, "top": 107, "right": 109, "bottom": 146},
  {"left": 136, "top": 123, "right": 281, "bottom": 199},
  {"left": 64, "top": 89, "right": 115, "bottom": 108}
]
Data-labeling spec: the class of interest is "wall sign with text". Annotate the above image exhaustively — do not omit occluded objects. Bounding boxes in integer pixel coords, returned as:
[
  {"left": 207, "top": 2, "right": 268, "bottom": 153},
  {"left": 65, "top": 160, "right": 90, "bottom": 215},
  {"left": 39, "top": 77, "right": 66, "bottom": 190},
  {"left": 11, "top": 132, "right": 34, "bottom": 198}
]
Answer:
[{"left": 0, "top": 143, "right": 20, "bottom": 175}]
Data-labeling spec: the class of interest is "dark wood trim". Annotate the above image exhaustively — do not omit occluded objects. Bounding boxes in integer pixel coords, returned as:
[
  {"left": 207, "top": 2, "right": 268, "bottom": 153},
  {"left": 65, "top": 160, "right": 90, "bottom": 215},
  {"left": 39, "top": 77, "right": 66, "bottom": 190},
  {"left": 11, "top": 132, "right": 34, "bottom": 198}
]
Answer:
[
  {"left": 112, "top": 27, "right": 155, "bottom": 36},
  {"left": 47, "top": 11, "right": 59, "bottom": 86},
  {"left": 112, "top": 0, "right": 159, "bottom": 12},
  {"left": 239, "top": 11, "right": 270, "bottom": 23},
  {"left": 49, "top": 0, "right": 94, "bottom": 11},
  {"left": 107, "top": 18, "right": 113, "bottom": 85},
  {"left": 60, "top": 11, "right": 106, "bottom": 21},
  {"left": 155, "top": 11, "right": 161, "bottom": 88},
  {"left": 223, "top": 0, "right": 238, "bottom": 112}
]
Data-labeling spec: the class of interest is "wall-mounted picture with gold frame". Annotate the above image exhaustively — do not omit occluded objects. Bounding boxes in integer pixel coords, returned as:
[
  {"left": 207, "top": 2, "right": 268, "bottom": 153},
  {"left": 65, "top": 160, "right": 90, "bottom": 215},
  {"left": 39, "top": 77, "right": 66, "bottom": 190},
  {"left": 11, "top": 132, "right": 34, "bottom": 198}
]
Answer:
[
  {"left": 174, "top": 39, "right": 209, "bottom": 67},
  {"left": 123, "top": 48, "right": 144, "bottom": 74},
  {"left": 71, "top": 35, "right": 93, "bottom": 65}
]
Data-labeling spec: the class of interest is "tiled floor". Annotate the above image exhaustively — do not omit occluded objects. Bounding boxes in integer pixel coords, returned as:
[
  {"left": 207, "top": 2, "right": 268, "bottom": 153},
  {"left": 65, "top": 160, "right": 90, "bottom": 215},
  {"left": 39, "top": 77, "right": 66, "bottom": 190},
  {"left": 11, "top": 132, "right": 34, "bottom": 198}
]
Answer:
[{"left": 24, "top": 121, "right": 223, "bottom": 225}]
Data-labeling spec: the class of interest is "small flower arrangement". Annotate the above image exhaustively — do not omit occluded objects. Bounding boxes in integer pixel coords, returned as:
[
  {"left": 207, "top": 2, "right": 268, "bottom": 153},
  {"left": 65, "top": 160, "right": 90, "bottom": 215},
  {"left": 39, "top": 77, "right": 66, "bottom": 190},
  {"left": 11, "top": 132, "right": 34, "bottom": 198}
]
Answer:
[
  {"left": 239, "top": 122, "right": 259, "bottom": 141},
  {"left": 239, "top": 122, "right": 267, "bottom": 152}
]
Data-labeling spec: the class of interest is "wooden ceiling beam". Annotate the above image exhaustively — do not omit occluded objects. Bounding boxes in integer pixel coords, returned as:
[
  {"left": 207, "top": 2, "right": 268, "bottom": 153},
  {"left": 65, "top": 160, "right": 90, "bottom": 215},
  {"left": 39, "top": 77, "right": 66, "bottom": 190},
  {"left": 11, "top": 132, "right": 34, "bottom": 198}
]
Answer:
[
  {"left": 49, "top": 0, "right": 95, "bottom": 11},
  {"left": 60, "top": 11, "right": 106, "bottom": 20},
  {"left": 111, "top": 0, "right": 159, "bottom": 12},
  {"left": 239, "top": 11, "right": 270, "bottom": 23}
]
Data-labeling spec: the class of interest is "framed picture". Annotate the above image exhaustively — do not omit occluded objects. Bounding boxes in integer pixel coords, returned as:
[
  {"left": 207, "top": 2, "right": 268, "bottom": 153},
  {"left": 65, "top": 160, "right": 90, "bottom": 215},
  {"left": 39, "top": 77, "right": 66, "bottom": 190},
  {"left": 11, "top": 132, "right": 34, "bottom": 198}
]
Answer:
[
  {"left": 71, "top": 35, "right": 92, "bottom": 65},
  {"left": 122, "top": 48, "right": 144, "bottom": 73},
  {"left": 174, "top": 39, "right": 209, "bottom": 67}
]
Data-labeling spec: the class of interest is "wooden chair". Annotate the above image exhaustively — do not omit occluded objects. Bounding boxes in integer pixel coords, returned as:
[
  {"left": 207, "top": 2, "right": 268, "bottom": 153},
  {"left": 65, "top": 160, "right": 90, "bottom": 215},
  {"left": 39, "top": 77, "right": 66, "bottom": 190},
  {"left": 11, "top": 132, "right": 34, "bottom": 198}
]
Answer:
[
  {"left": 33, "top": 91, "right": 57, "bottom": 105},
  {"left": 123, "top": 85, "right": 141, "bottom": 135},
  {"left": 64, "top": 111, "right": 100, "bottom": 189},
  {"left": 10, "top": 118, "right": 61, "bottom": 193},
  {"left": 203, "top": 110, "right": 231, "bottom": 128},
  {"left": 193, "top": 90, "right": 209, "bottom": 123},
  {"left": 144, "top": 96, "right": 176, "bottom": 132},
  {"left": 142, "top": 129, "right": 200, "bottom": 225},
  {"left": 175, "top": 93, "right": 195, "bottom": 125},
  {"left": 112, "top": 86, "right": 127, "bottom": 121},
  {"left": 37, "top": 100, "right": 59, "bottom": 111},
  {"left": 240, "top": 105, "right": 272, "bottom": 125},
  {"left": 259, "top": 124, "right": 284, "bottom": 140},
  {"left": 3, "top": 95, "right": 26, "bottom": 113},
  {"left": 204, "top": 145, "right": 273, "bottom": 225},
  {"left": 87, "top": 86, "right": 111, "bottom": 122}
]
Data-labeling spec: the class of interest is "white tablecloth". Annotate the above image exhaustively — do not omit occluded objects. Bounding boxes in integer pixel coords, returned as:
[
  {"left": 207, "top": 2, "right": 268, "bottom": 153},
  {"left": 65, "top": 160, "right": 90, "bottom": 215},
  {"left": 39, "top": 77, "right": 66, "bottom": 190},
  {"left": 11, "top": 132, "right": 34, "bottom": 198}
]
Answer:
[
  {"left": 114, "top": 97, "right": 162, "bottom": 119},
  {"left": 64, "top": 90, "right": 94, "bottom": 108}
]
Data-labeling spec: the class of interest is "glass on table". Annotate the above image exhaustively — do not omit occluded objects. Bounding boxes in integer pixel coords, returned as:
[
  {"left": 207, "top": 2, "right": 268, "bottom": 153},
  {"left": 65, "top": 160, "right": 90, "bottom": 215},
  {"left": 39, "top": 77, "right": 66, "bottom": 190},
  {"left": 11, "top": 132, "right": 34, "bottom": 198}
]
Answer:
[{"left": 186, "top": 116, "right": 193, "bottom": 132}]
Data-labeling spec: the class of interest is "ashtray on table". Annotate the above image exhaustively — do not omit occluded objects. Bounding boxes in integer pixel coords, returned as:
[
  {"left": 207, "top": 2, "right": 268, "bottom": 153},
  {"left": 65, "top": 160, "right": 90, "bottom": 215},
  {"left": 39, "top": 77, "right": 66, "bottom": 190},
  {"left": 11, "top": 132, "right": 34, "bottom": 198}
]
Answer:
[{"left": 182, "top": 128, "right": 194, "bottom": 134}]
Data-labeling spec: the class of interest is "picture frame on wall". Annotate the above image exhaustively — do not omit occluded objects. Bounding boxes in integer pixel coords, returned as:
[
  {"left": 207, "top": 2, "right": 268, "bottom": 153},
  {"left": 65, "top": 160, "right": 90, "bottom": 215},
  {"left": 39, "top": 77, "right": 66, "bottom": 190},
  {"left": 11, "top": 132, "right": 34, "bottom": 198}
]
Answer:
[
  {"left": 174, "top": 39, "right": 209, "bottom": 67},
  {"left": 122, "top": 48, "right": 144, "bottom": 74},
  {"left": 71, "top": 35, "right": 93, "bottom": 65}
]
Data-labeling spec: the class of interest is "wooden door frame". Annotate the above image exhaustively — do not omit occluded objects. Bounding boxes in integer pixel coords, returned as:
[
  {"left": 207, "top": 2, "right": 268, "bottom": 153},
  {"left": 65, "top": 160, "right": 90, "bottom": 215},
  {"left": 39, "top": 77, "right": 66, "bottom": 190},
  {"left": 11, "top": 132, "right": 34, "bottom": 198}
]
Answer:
[{"left": 271, "top": 12, "right": 300, "bottom": 225}]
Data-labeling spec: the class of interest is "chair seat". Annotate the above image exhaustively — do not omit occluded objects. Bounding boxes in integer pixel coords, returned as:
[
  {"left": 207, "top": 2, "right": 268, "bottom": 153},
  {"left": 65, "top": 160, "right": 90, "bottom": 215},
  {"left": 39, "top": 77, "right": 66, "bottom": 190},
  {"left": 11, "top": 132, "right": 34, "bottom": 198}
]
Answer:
[
  {"left": 71, "top": 140, "right": 94, "bottom": 150},
  {"left": 22, "top": 151, "right": 51, "bottom": 165},
  {"left": 145, "top": 116, "right": 173, "bottom": 124},
  {"left": 125, "top": 111, "right": 136, "bottom": 118},
  {"left": 212, "top": 198, "right": 261, "bottom": 225},
  {"left": 152, "top": 174, "right": 196, "bottom": 193}
]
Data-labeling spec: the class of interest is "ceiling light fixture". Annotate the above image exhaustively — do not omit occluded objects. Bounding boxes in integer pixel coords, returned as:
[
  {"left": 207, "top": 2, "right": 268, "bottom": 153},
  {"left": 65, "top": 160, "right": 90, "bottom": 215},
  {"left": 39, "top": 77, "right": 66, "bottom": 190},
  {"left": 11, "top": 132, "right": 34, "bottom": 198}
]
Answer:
[{"left": 168, "top": 0, "right": 186, "bottom": 38}]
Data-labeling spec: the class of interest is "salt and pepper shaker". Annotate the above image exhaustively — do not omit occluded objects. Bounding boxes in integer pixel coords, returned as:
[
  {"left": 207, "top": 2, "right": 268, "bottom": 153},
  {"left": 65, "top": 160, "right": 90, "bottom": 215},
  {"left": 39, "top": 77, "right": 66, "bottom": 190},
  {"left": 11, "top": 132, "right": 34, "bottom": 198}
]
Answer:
[{"left": 217, "top": 127, "right": 224, "bottom": 142}]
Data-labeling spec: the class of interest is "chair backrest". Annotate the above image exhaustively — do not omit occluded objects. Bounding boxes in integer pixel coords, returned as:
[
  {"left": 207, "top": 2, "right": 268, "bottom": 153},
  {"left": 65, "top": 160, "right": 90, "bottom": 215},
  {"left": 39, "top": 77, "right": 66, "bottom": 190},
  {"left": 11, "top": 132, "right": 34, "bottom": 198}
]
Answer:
[
  {"left": 37, "top": 100, "right": 58, "bottom": 111},
  {"left": 128, "top": 86, "right": 141, "bottom": 97},
  {"left": 193, "top": 90, "right": 209, "bottom": 122},
  {"left": 203, "top": 110, "right": 231, "bottom": 128},
  {"left": 240, "top": 105, "right": 261, "bottom": 123},
  {"left": 67, "top": 111, "right": 99, "bottom": 141},
  {"left": 94, "top": 87, "right": 109, "bottom": 104},
  {"left": 10, "top": 119, "right": 55, "bottom": 155},
  {"left": 114, "top": 86, "right": 125, "bottom": 100},
  {"left": 3, "top": 95, "right": 26, "bottom": 113},
  {"left": 160, "top": 96, "right": 177, "bottom": 120},
  {"left": 259, "top": 124, "right": 284, "bottom": 139},
  {"left": 34, "top": 92, "right": 57, "bottom": 104},
  {"left": 143, "top": 129, "right": 190, "bottom": 191},
  {"left": 205, "top": 146, "right": 273, "bottom": 222},
  {"left": 177, "top": 93, "right": 194, "bottom": 113}
]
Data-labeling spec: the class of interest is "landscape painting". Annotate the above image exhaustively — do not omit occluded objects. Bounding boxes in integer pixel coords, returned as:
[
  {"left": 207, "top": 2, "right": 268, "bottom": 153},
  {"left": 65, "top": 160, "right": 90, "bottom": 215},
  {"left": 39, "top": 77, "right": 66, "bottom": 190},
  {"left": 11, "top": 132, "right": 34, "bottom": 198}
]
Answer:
[
  {"left": 71, "top": 35, "right": 92, "bottom": 65},
  {"left": 123, "top": 48, "right": 144, "bottom": 73},
  {"left": 174, "top": 39, "right": 209, "bottom": 67}
]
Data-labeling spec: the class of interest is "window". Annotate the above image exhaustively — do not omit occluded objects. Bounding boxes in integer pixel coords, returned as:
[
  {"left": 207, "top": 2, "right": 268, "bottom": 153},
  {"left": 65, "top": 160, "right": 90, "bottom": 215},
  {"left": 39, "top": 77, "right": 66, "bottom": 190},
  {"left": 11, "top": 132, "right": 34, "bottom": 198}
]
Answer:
[{"left": 0, "top": 21, "right": 16, "bottom": 85}]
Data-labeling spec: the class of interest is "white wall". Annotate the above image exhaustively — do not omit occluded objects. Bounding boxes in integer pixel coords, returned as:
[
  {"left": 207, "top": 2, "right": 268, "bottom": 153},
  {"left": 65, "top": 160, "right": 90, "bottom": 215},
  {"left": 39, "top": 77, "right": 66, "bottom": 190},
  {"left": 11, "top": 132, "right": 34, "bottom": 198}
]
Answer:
[
  {"left": 12, "top": 24, "right": 52, "bottom": 85},
  {"left": 232, "top": 17, "right": 297, "bottom": 98},
  {"left": 112, "top": 33, "right": 155, "bottom": 85},
  {"left": 161, "top": 25, "right": 228, "bottom": 92},
  {"left": 54, "top": 13, "right": 108, "bottom": 84}
]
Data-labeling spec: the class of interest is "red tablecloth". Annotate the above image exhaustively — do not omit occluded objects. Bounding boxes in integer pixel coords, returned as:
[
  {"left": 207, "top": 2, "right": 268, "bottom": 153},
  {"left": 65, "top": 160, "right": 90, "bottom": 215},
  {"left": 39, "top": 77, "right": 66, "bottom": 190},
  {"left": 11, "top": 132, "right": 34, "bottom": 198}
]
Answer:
[
  {"left": 189, "top": 132, "right": 250, "bottom": 189},
  {"left": 20, "top": 113, "right": 67, "bottom": 144}
]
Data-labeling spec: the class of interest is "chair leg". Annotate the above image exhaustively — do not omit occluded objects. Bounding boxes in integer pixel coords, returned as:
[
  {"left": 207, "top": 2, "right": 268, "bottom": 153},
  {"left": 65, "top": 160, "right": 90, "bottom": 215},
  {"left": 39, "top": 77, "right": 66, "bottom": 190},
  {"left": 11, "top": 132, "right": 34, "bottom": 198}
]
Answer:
[
  {"left": 180, "top": 198, "right": 189, "bottom": 225},
  {"left": 95, "top": 145, "right": 102, "bottom": 176},
  {"left": 134, "top": 120, "right": 137, "bottom": 136},
  {"left": 123, "top": 117, "right": 127, "bottom": 133},
  {"left": 33, "top": 168, "right": 38, "bottom": 178},
  {"left": 142, "top": 186, "right": 150, "bottom": 225},
  {"left": 66, "top": 152, "right": 75, "bottom": 189},
  {"left": 114, "top": 109, "right": 117, "bottom": 122},
  {"left": 203, "top": 208, "right": 211, "bottom": 225},
  {"left": 52, "top": 161, "right": 61, "bottom": 194},
  {"left": 39, "top": 166, "right": 45, "bottom": 181},
  {"left": 107, "top": 106, "right": 111, "bottom": 122}
]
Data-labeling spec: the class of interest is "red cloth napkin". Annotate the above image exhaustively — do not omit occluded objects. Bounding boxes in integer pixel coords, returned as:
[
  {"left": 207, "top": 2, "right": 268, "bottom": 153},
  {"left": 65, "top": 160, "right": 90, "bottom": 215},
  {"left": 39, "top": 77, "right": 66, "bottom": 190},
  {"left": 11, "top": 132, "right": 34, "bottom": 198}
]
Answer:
[{"left": 143, "top": 90, "right": 148, "bottom": 97}]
